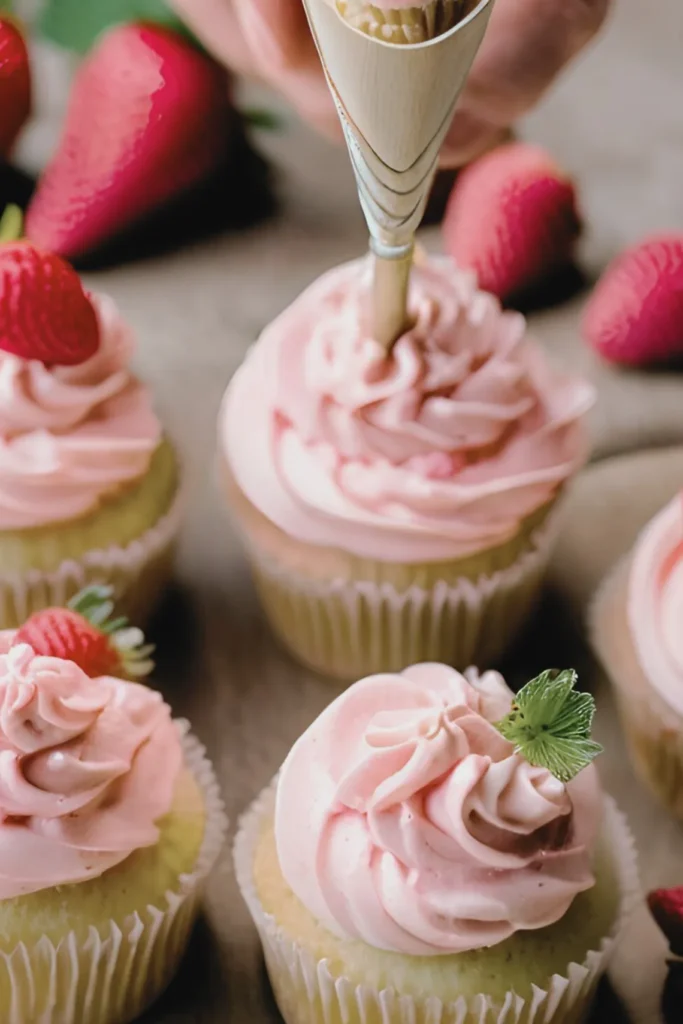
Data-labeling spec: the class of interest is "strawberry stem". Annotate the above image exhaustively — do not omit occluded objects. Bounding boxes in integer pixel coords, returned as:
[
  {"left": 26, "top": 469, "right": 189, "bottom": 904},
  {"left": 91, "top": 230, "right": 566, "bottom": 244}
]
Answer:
[{"left": 0, "top": 204, "right": 23, "bottom": 243}]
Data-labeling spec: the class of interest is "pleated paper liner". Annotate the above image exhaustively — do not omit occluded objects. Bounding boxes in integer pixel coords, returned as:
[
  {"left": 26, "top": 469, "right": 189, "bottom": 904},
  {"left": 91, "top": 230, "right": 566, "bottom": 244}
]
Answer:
[
  {"left": 234, "top": 781, "right": 640, "bottom": 1024},
  {"left": 0, "top": 480, "right": 185, "bottom": 629},
  {"left": 591, "top": 558, "right": 683, "bottom": 820},
  {"left": 0, "top": 723, "right": 226, "bottom": 1024},
  {"left": 244, "top": 504, "right": 562, "bottom": 679}
]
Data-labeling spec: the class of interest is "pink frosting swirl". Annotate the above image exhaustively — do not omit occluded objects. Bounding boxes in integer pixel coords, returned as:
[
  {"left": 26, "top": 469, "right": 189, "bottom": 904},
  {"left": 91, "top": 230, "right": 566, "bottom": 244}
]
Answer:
[
  {"left": 276, "top": 663, "right": 602, "bottom": 954},
  {"left": 628, "top": 493, "right": 683, "bottom": 716},
  {"left": 0, "top": 293, "right": 162, "bottom": 529},
  {"left": 222, "top": 258, "right": 594, "bottom": 562},
  {"left": 0, "top": 636, "right": 181, "bottom": 898}
]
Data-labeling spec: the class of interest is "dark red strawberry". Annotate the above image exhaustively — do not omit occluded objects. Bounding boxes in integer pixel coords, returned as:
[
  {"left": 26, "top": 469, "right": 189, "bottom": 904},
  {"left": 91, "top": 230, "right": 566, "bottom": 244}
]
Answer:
[
  {"left": 25, "top": 22, "right": 233, "bottom": 260},
  {"left": 0, "top": 17, "right": 31, "bottom": 158},
  {"left": 15, "top": 584, "right": 154, "bottom": 679},
  {"left": 0, "top": 241, "right": 100, "bottom": 364}
]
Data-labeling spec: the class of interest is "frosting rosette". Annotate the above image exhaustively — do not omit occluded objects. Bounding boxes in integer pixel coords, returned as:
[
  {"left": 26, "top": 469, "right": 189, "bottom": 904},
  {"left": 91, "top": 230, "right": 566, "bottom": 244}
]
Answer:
[
  {"left": 0, "top": 637, "right": 181, "bottom": 898},
  {"left": 223, "top": 257, "right": 594, "bottom": 562},
  {"left": 276, "top": 663, "right": 602, "bottom": 955},
  {"left": 0, "top": 293, "right": 162, "bottom": 529},
  {"left": 628, "top": 493, "right": 683, "bottom": 716}
]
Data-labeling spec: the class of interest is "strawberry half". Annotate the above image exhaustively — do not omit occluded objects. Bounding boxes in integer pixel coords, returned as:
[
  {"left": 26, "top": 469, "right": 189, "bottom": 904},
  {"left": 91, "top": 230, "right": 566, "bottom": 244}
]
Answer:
[
  {"left": 583, "top": 235, "right": 683, "bottom": 366},
  {"left": 0, "top": 17, "right": 31, "bottom": 159},
  {"left": 26, "top": 22, "right": 233, "bottom": 261},
  {"left": 443, "top": 142, "right": 582, "bottom": 303},
  {"left": 15, "top": 585, "right": 155, "bottom": 679},
  {"left": 0, "top": 241, "right": 100, "bottom": 364}
]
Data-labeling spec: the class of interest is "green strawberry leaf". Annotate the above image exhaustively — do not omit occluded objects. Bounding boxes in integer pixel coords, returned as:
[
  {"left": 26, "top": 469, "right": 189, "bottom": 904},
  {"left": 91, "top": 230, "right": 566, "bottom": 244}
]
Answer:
[
  {"left": 39, "top": 0, "right": 189, "bottom": 54},
  {"left": 243, "top": 107, "right": 284, "bottom": 132},
  {"left": 0, "top": 2, "right": 14, "bottom": 14},
  {"left": 495, "top": 668, "right": 603, "bottom": 784}
]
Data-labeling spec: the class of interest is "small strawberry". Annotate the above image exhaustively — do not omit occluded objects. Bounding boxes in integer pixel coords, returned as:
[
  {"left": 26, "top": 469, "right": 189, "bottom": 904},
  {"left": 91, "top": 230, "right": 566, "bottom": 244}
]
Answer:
[
  {"left": 26, "top": 22, "right": 233, "bottom": 261},
  {"left": 583, "top": 235, "right": 683, "bottom": 366},
  {"left": 0, "top": 238, "right": 100, "bottom": 365},
  {"left": 0, "top": 17, "right": 31, "bottom": 159},
  {"left": 15, "top": 585, "right": 154, "bottom": 679},
  {"left": 443, "top": 143, "right": 582, "bottom": 302},
  {"left": 648, "top": 888, "right": 683, "bottom": 1024}
]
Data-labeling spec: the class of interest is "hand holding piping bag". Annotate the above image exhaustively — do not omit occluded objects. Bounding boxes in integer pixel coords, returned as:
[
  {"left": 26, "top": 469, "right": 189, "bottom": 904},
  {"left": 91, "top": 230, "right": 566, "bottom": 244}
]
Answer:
[{"left": 170, "top": 0, "right": 611, "bottom": 168}]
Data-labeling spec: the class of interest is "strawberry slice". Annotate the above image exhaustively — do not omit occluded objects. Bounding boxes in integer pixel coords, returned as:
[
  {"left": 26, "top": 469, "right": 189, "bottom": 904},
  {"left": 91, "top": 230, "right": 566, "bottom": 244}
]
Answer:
[{"left": 26, "top": 22, "right": 233, "bottom": 260}]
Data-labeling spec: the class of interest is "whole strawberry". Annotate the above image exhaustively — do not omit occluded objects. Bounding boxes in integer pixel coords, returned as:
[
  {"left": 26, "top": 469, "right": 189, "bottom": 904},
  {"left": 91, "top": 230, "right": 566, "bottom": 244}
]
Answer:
[
  {"left": 15, "top": 585, "right": 154, "bottom": 679},
  {"left": 648, "top": 888, "right": 683, "bottom": 1024},
  {"left": 0, "top": 17, "right": 31, "bottom": 158},
  {"left": 26, "top": 22, "right": 233, "bottom": 261},
  {"left": 0, "top": 240, "right": 100, "bottom": 364},
  {"left": 443, "top": 142, "right": 582, "bottom": 303},
  {"left": 583, "top": 235, "right": 683, "bottom": 366}
]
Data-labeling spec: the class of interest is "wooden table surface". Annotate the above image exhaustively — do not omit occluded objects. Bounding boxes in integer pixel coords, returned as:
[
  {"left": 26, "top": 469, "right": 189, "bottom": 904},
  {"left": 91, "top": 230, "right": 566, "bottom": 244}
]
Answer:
[{"left": 18, "top": 0, "right": 683, "bottom": 1020}]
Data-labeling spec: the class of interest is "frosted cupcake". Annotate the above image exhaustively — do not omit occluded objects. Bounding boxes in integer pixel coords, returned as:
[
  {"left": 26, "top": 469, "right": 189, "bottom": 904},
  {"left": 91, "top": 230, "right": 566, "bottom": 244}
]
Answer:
[
  {"left": 591, "top": 493, "right": 683, "bottom": 818},
  {"left": 0, "top": 594, "right": 226, "bottom": 1023},
  {"left": 220, "top": 256, "right": 594, "bottom": 678},
  {"left": 0, "top": 237, "right": 182, "bottom": 627},
  {"left": 235, "top": 663, "right": 637, "bottom": 1024}
]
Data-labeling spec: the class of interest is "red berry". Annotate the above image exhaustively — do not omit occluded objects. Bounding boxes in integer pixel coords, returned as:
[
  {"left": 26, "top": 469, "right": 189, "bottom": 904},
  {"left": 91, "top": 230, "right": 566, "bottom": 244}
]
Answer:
[
  {"left": 26, "top": 22, "right": 233, "bottom": 260},
  {"left": 583, "top": 235, "right": 683, "bottom": 367},
  {"left": 0, "top": 243, "right": 100, "bottom": 365},
  {"left": 648, "top": 888, "right": 683, "bottom": 958},
  {"left": 443, "top": 143, "right": 582, "bottom": 302},
  {"left": 16, "top": 609, "right": 121, "bottom": 678},
  {"left": 0, "top": 18, "right": 31, "bottom": 159}
]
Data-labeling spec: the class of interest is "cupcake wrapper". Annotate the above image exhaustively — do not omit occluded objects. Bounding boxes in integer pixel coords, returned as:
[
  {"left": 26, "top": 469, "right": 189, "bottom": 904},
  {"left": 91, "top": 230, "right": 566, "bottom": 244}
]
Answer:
[
  {"left": 0, "top": 483, "right": 185, "bottom": 629},
  {"left": 234, "top": 782, "right": 639, "bottom": 1024},
  {"left": 1, "top": 723, "right": 227, "bottom": 1024},
  {"left": 590, "top": 559, "right": 683, "bottom": 819},
  {"left": 247, "top": 506, "right": 561, "bottom": 679}
]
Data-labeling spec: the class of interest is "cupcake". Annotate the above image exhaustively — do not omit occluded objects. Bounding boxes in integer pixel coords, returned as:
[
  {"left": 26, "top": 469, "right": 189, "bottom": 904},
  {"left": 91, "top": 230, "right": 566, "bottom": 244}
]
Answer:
[
  {"left": 591, "top": 492, "right": 683, "bottom": 818},
  {"left": 0, "top": 236, "right": 183, "bottom": 628},
  {"left": 0, "top": 588, "right": 226, "bottom": 1023},
  {"left": 235, "top": 662, "right": 638, "bottom": 1024},
  {"left": 219, "top": 256, "right": 594, "bottom": 678}
]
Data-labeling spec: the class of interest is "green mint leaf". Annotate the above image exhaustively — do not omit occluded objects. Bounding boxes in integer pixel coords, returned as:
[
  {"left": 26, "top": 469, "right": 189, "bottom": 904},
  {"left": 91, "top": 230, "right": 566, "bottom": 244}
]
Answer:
[
  {"left": 495, "top": 668, "right": 603, "bottom": 783},
  {"left": 39, "top": 0, "right": 187, "bottom": 54}
]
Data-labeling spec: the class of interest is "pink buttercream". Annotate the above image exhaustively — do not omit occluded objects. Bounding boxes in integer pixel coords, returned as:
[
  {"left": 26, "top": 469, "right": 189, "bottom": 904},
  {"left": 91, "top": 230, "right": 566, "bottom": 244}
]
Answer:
[
  {"left": 276, "top": 663, "right": 602, "bottom": 955},
  {"left": 0, "top": 293, "right": 161, "bottom": 529},
  {"left": 628, "top": 493, "right": 683, "bottom": 716},
  {"left": 222, "top": 258, "right": 594, "bottom": 562},
  {"left": 0, "top": 634, "right": 181, "bottom": 898}
]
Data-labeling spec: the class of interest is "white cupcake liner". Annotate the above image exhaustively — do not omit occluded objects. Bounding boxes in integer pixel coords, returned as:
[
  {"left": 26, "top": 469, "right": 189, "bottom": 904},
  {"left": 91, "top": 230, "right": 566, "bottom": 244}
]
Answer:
[
  {"left": 0, "top": 722, "right": 227, "bottom": 1024},
  {"left": 247, "top": 504, "right": 562, "bottom": 678},
  {"left": 0, "top": 481, "right": 185, "bottom": 628},
  {"left": 234, "top": 780, "right": 640, "bottom": 1024},
  {"left": 590, "top": 558, "right": 683, "bottom": 820}
]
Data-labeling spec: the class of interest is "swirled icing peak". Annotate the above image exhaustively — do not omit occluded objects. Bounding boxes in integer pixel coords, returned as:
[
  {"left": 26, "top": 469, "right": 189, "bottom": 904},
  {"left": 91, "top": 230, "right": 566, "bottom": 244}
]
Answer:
[
  {"left": 0, "top": 636, "right": 181, "bottom": 898},
  {"left": 628, "top": 493, "right": 683, "bottom": 716},
  {"left": 222, "top": 257, "right": 594, "bottom": 562},
  {"left": 276, "top": 663, "right": 602, "bottom": 955},
  {"left": 0, "top": 292, "right": 161, "bottom": 529}
]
